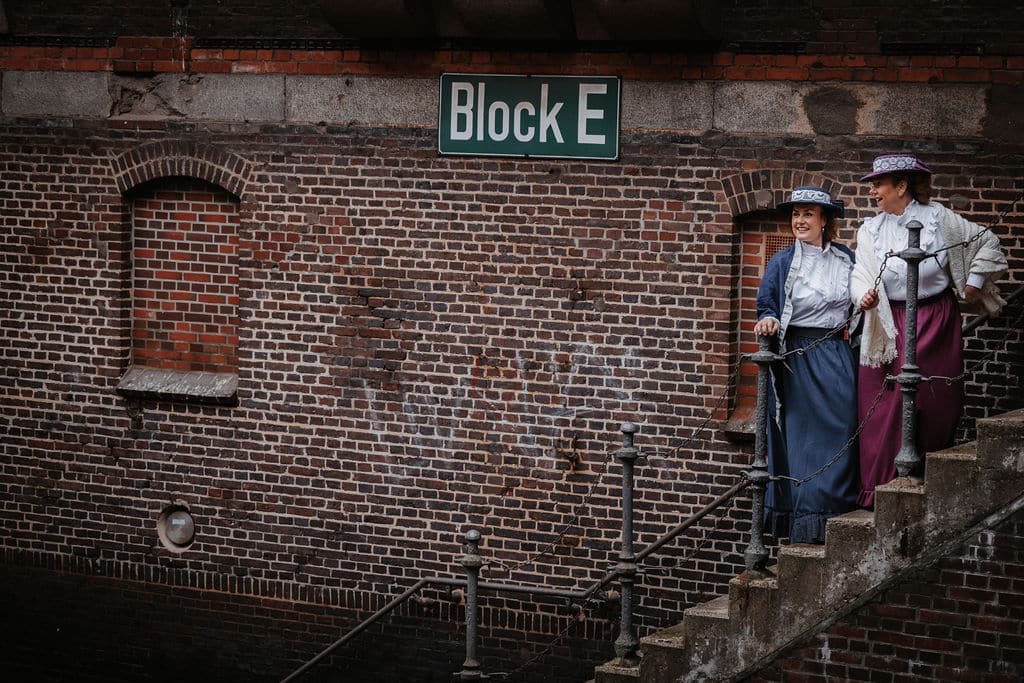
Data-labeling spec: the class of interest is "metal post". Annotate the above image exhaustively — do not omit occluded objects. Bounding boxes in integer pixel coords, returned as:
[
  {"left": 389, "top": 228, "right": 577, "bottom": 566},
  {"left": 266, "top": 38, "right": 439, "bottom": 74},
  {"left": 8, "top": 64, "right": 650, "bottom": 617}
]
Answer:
[
  {"left": 745, "top": 335, "right": 777, "bottom": 571},
  {"left": 612, "top": 422, "right": 641, "bottom": 666},
  {"left": 456, "top": 529, "right": 486, "bottom": 681},
  {"left": 894, "top": 220, "right": 925, "bottom": 477}
]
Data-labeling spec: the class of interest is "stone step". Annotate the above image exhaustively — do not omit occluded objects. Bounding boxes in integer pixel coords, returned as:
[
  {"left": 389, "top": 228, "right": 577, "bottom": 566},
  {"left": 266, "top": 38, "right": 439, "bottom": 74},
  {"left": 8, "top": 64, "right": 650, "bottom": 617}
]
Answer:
[
  {"left": 873, "top": 476, "right": 927, "bottom": 557},
  {"left": 727, "top": 570, "right": 780, "bottom": 665},
  {"left": 775, "top": 544, "right": 827, "bottom": 622},
  {"left": 924, "top": 444, "right": 981, "bottom": 530},
  {"left": 639, "top": 595, "right": 730, "bottom": 683},
  {"left": 976, "top": 409, "right": 1024, "bottom": 499},
  {"left": 822, "top": 509, "right": 876, "bottom": 601},
  {"left": 593, "top": 659, "right": 641, "bottom": 683}
]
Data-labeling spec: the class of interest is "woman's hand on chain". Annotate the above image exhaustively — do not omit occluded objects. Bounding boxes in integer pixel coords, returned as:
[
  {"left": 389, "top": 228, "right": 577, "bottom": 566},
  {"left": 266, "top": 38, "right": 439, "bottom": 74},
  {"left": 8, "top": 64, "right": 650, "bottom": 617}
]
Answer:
[{"left": 859, "top": 289, "right": 880, "bottom": 311}]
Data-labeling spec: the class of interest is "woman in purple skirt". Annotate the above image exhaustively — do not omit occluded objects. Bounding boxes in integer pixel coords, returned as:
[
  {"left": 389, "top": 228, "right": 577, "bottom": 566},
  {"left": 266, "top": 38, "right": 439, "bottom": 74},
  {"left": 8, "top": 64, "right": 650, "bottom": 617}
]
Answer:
[{"left": 851, "top": 154, "right": 1008, "bottom": 507}]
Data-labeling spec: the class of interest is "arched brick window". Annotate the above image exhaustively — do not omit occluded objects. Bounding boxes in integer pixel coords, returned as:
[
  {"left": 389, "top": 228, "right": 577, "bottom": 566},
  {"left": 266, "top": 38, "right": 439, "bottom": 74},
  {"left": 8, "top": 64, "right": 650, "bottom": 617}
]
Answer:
[
  {"left": 130, "top": 177, "right": 240, "bottom": 373},
  {"left": 112, "top": 143, "right": 250, "bottom": 404},
  {"left": 722, "top": 171, "right": 842, "bottom": 435}
]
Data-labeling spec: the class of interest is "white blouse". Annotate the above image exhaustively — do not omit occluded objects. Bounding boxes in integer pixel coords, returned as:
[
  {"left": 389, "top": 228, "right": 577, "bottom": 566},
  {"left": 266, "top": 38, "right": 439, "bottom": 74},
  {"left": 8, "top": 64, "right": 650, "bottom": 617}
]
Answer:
[
  {"left": 862, "top": 200, "right": 952, "bottom": 301},
  {"left": 788, "top": 240, "right": 853, "bottom": 329}
]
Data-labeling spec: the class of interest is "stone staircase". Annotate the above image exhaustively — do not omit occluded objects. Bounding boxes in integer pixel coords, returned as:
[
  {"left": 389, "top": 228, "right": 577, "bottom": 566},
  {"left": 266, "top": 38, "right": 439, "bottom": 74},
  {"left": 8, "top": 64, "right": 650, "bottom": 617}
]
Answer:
[{"left": 592, "top": 408, "right": 1024, "bottom": 683}]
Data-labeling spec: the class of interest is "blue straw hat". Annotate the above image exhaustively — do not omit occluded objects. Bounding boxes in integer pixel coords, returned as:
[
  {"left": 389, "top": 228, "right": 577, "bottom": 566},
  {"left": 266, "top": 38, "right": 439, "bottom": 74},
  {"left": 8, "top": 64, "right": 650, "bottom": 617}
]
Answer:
[{"left": 776, "top": 185, "right": 845, "bottom": 219}]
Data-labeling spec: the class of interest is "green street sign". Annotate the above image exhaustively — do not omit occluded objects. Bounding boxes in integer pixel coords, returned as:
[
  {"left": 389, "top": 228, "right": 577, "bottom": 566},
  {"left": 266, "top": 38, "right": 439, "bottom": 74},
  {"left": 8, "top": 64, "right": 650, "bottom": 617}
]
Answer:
[{"left": 438, "top": 73, "right": 620, "bottom": 160}]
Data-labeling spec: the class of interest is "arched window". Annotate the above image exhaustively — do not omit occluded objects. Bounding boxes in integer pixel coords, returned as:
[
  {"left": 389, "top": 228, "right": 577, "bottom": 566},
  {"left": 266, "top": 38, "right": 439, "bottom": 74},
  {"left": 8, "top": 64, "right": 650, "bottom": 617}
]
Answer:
[
  {"left": 118, "top": 177, "right": 240, "bottom": 403},
  {"left": 721, "top": 172, "right": 841, "bottom": 437}
]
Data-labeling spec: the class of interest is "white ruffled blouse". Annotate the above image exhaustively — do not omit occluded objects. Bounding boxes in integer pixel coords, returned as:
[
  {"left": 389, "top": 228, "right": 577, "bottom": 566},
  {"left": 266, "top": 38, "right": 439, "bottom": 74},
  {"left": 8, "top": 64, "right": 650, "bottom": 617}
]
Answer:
[{"left": 788, "top": 240, "right": 853, "bottom": 328}]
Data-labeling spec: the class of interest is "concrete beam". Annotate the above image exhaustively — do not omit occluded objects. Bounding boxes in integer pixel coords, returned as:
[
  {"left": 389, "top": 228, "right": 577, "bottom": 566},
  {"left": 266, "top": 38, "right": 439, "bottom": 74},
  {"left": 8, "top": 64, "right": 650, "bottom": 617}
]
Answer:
[
  {"left": 286, "top": 76, "right": 438, "bottom": 126},
  {"left": 182, "top": 74, "right": 286, "bottom": 122},
  {"left": 2, "top": 71, "right": 110, "bottom": 118},
  {"left": 621, "top": 80, "right": 714, "bottom": 132},
  {"left": 0, "top": 70, "right": 994, "bottom": 141}
]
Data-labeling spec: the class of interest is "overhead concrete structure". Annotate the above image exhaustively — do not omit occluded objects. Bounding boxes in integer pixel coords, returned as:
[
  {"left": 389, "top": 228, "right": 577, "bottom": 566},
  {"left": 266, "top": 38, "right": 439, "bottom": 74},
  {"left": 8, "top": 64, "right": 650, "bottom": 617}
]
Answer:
[{"left": 317, "top": 0, "right": 723, "bottom": 43}]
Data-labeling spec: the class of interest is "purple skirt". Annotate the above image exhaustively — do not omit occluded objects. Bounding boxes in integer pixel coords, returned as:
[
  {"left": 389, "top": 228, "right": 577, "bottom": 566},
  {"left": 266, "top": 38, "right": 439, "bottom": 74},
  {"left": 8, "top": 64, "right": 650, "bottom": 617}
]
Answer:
[{"left": 857, "top": 290, "right": 963, "bottom": 507}]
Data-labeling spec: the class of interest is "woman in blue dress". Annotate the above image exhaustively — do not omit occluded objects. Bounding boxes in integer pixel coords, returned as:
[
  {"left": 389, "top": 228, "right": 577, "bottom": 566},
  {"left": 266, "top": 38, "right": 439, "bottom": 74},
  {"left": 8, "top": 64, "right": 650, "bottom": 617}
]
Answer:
[{"left": 754, "top": 186, "right": 860, "bottom": 544}]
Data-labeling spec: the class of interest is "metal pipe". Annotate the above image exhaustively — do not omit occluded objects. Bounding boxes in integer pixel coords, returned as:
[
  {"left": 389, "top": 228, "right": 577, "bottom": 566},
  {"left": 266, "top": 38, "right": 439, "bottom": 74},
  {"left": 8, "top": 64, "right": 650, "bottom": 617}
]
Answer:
[
  {"left": 431, "top": 576, "right": 588, "bottom": 600},
  {"left": 894, "top": 220, "right": 925, "bottom": 477},
  {"left": 612, "top": 422, "right": 640, "bottom": 666}
]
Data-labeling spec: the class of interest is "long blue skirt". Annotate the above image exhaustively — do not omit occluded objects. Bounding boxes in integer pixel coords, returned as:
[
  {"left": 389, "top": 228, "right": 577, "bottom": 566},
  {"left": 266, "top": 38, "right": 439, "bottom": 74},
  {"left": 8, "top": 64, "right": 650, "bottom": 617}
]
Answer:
[{"left": 764, "top": 329, "right": 860, "bottom": 544}]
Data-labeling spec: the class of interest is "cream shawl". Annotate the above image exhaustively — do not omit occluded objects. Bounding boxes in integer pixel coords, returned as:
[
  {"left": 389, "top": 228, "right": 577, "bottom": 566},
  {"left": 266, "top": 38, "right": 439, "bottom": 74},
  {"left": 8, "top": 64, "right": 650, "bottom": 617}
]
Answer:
[{"left": 850, "top": 202, "right": 1008, "bottom": 368}]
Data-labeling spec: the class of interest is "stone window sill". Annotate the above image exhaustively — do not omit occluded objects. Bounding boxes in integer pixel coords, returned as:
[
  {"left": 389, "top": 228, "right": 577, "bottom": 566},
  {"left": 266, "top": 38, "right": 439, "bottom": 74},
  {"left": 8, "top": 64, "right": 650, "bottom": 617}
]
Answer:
[
  {"left": 723, "top": 404, "right": 756, "bottom": 443},
  {"left": 116, "top": 366, "right": 238, "bottom": 405}
]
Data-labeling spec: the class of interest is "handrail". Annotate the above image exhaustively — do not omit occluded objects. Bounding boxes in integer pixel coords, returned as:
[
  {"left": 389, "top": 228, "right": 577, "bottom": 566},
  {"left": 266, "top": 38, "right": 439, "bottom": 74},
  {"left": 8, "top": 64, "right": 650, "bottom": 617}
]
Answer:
[
  {"left": 282, "top": 472, "right": 749, "bottom": 682},
  {"left": 280, "top": 575, "right": 593, "bottom": 682},
  {"left": 281, "top": 578, "right": 430, "bottom": 683},
  {"left": 578, "top": 477, "right": 751, "bottom": 603},
  {"left": 636, "top": 478, "right": 751, "bottom": 563},
  {"left": 962, "top": 283, "right": 1024, "bottom": 335}
]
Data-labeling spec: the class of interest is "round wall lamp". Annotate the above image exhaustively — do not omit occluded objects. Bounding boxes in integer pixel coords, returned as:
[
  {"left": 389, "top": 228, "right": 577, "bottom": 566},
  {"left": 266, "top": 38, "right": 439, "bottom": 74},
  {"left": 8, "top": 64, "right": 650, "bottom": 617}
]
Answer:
[{"left": 157, "top": 502, "right": 196, "bottom": 552}]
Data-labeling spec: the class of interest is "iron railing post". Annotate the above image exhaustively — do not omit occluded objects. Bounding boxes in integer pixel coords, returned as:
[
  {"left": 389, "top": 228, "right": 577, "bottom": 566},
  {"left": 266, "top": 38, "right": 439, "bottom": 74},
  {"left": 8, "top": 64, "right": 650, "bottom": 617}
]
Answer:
[
  {"left": 456, "top": 529, "right": 486, "bottom": 681},
  {"left": 894, "top": 220, "right": 925, "bottom": 477},
  {"left": 612, "top": 422, "right": 641, "bottom": 666},
  {"left": 746, "top": 335, "right": 777, "bottom": 571}
]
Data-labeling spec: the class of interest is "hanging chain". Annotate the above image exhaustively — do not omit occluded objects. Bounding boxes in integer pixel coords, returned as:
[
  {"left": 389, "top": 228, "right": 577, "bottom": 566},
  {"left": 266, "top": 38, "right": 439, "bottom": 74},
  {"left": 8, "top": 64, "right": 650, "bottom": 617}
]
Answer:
[
  {"left": 482, "top": 451, "right": 612, "bottom": 575},
  {"left": 640, "top": 355, "right": 745, "bottom": 461},
  {"left": 486, "top": 604, "right": 588, "bottom": 681},
  {"left": 921, "top": 300, "right": 1024, "bottom": 385},
  {"left": 770, "top": 380, "right": 887, "bottom": 486}
]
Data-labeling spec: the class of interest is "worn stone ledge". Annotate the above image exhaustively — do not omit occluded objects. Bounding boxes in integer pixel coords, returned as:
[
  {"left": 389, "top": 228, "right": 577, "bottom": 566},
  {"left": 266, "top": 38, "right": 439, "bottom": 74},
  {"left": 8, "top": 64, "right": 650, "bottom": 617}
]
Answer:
[
  {"left": 117, "top": 366, "right": 238, "bottom": 405},
  {"left": 0, "top": 71, "right": 993, "bottom": 139}
]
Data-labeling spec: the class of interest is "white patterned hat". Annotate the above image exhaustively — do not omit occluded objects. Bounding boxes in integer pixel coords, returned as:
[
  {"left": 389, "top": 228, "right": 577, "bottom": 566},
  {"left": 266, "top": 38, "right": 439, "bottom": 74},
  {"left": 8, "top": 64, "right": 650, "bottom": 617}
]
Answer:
[
  {"left": 776, "top": 185, "right": 845, "bottom": 218},
  {"left": 860, "top": 154, "right": 933, "bottom": 181}
]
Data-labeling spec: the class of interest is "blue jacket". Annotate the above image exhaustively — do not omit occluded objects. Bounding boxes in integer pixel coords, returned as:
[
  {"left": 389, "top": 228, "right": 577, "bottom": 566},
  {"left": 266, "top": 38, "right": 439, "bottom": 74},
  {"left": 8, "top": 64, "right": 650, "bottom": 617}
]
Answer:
[{"left": 756, "top": 241, "right": 857, "bottom": 351}]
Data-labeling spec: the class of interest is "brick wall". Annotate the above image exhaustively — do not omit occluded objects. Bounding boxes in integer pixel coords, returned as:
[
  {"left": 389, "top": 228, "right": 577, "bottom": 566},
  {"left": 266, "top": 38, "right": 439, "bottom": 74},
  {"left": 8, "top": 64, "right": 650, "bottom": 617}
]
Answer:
[
  {"left": 750, "top": 509, "right": 1024, "bottom": 682},
  {"left": 1, "top": 3, "right": 1024, "bottom": 680},
  {"left": 1, "top": 119, "right": 1021, "bottom": 678},
  {"left": 0, "top": 553, "right": 614, "bottom": 682}
]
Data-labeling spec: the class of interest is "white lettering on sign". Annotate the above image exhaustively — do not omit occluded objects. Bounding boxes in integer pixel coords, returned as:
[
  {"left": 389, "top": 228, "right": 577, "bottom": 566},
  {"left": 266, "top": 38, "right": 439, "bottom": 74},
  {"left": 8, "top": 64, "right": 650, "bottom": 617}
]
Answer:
[
  {"left": 577, "top": 83, "right": 606, "bottom": 145},
  {"left": 488, "top": 101, "right": 510, "bottom": 141},
  {"left": 447, "top": 80, "right": 609, "bottom": 146},
  {"left": 538, "top": 83, "right": 564, "bottom": 144},
  {"left": 514, "top": 101, "right": 535, "bottom": 142},
  {"left": 450, "top": 82, "right": 474, "bottom": 141},
  {"left": 476, "top": 82, "right": 485, "bottom": 141}
]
